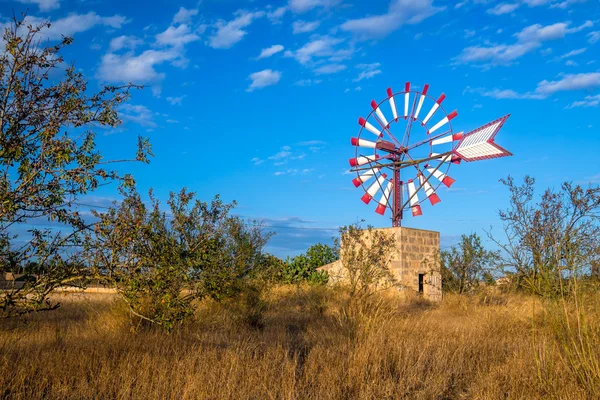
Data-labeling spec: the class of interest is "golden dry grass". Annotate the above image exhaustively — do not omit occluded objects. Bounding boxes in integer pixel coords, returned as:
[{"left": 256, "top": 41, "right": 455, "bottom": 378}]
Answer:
[{"left": 0, "top": 287, "right": 598, "bottom": 399}]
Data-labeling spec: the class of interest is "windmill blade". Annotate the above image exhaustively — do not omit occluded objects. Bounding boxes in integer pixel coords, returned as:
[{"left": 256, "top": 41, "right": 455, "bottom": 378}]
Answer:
[
  {"left": 351, "top": 137, "right": 377, "bottom": 149},
  {"left": 422, "top": 93, "right": 446, "bottom": 126},
  {"left": 358, "top": 117, "right": 382, "bottom": 137},
  {"left": 418, "top": 174, "right": 441, "bottom": 205},
  {"left": 430, "top": 152, "right": 461, "bottom": 164},
  {"left": 386, "top": 88, "right": 398, "bottom": 121},
  {"left": 407, "top": 179, "right": 422, "bottom": 216},
  {"left": 349, "top": 154, "right": 379, "bottom": 167},
  {"left": 426, "top": 166, "right": 455, "bottom": 187},
  {"left": 404, "top": 82, "right": 410, "bottom": 119},
  {"left": 361, "top": 173, "right": 388, "bottom": 204},
  {"left": 414, "top": 84, "right": 429, "bottom": 121},
  {"left": 371, "top": 100, "right": 389, "bottom": 128},
  {"left": 431, "top": 131, "right": 463, "bottom": 146},
  {"left": 453, "top": 114, "right": 512, "bottom": 162},
  {"left": 429, "top": 110, "right": 458, "bottom": 134},
  {"left": 352, "top": 167, "right": 381, "bottom": 187},
  {"left": 375, "top": 180, "right": 394, "bottom": 215}
]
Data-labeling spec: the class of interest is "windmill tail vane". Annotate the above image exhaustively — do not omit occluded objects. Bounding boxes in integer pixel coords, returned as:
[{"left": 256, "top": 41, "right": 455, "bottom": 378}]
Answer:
[{"left": 349, "top": 82, "right": 512, "bottom": 227}]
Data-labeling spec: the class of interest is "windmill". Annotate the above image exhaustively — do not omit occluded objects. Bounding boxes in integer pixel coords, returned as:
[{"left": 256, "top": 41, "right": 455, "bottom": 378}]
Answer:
[{"left": 350, "top": 82, "right": 512, "bottom": 227}]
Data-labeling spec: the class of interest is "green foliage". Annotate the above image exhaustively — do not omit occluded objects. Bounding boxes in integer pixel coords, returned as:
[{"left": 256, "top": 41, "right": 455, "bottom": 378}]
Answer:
[
  {"left": 86, "top": 187, "right": 272, "bottom": 331},
  {"left": 0, "top": 18, "right": 151, "bottom": 317},
  {"left": 440, "top": 233, "right": 498, "bottom": 294},
  {"left": 490, "top": 176, "right": 600, "bottom": 298},
  {"left": 282, "top": 243, "right": 336, "bottom": 285}
]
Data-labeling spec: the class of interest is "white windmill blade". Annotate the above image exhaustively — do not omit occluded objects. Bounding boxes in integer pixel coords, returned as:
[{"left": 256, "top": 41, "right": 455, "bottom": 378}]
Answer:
[
  {"left": 361, "top": 173, "right": 387, "bottom": 204},
  {"left": 453, "top": 114, "right": 512, "bottom": 162},
  {"left": 429, "top": 110, "right": 458, "bottom": 134},
  {"left": 422, "top": 93, "right": 446, "bottom": 126},
  {"left": 418, "top": 174, "right": 441, "bottom": 205},
  {"left": 407, "top": 179, "right": 423, "bottom": 216},
  {"left": 370, "top": 100, "right": 389, "bottom": 128},
  {"left": 352, "top": 167, "right": 381, "bottom": 187},
  {"left": 351, "top": 137, "right": 377, "bottom": 149},
  {"left": 404, "top": 82, "right": 410, "bottom": 119},
  {"left": 375, "top": 180, "right": 394, "bottom": 215},
  {"left": 426, "top": 166, "right": 455, "bottom": 187},
  {"left": 413, "top": 83, "right": 429, "bottom": 121},
  {"left": 431, "top": 131, "right": 463, "bottom": 146},
  {"left": 386, "top": 88, "right": 398, "bottom": 121},
  {"left": 349, "top": 154, "right": 380, "bottom": 167},
  {"left": 358, "top": 117, "right": 382, "bottom": 137}
]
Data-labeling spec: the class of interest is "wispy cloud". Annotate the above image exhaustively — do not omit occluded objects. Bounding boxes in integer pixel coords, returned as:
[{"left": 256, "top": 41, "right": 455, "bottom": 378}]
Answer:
[
  {"left": 247, "top": 69, "right": 282, "bottom": 91},
  {"left": 256, "top": 44, "right": 284, "bottom": 59},
  {"left": 292, "top": 20, "right": 321, "bottom": 34},
  {"left": 209, "top": 10, "right": 264, "bottom": 49},
  {"left": 353, "top": 63, "right": 382, "bottom": 82}
]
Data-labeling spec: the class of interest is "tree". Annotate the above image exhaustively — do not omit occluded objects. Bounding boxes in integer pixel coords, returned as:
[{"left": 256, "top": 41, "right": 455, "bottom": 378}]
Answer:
[
  {"left": 489, "top": 176, "right": 600, "bottom": 297},
  {"left": 85, "top": 187, "right": 272, "bottom": 331},
  {"left": 440, "top": 233, "right": 497, "bottom": 294},
  {"left": 282, "top": 243, "right": 335, "bottom": 284},
  {"left": 0, "top": 18, "right": 151, "bottom": 317},
  {"left": 335, "top": 223, "right": 397, "bottom": 299}
]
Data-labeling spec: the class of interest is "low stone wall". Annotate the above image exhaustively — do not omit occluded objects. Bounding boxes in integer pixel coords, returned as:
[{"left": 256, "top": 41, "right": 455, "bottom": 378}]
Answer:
[{"left": 319, "top": 227, "right": 442, "bottom": 301}]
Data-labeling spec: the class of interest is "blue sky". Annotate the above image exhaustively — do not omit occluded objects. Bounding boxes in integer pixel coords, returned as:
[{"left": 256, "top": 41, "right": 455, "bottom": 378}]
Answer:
[{"left": 3, "top": 0, "right": 600, "bottom": 256}]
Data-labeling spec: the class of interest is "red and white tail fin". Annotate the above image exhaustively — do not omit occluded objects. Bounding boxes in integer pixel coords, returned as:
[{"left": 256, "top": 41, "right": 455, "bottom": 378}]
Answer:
[
  {"left": 361, "top": 174, "right": 387, "bottom": 204},
  {"left": 429, "top": 110, "right": 458, "bottom": 134},
  {"left": 418, "top": 174, "right": 441, "bottom": 205},
  {"left": 422, "top": 93, "right": 446, "bottom": 126},
  {"left": 453, "top": 115, "right": 512, "bottom": 162},
  {"left": 386, "top": 88, "right": 398, "bottom": 121},
  {"left": 352, "top": 168, "right": 381, "bottom": 187},
  {"left": 375, "top": 180, "right": 394, "bottom": 215},
  {"left": 426, "top": 166, "right": 455, "bottom": 187},
  {"left": 407, "top": 179, "right": 422, "bottom": 216},
  {"left": 349, "top": 154, "right": 379, "bottom": 167},
  {"left": 414, "top": 84, "right": 429, "bottom": 121},
  {"left": 351, "top": 137, "right": 377, "bottom": 149}
]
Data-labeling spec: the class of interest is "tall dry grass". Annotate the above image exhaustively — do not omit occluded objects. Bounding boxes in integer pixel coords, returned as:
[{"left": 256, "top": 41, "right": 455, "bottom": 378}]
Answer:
[{"left": 0, "top": 286, "right": 598, "bottom": 399}]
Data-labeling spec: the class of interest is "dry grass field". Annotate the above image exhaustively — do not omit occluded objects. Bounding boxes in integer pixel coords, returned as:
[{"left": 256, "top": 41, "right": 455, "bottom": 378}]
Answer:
[{"left": 1, "top": 286, "right": 599, "bottom": 399}]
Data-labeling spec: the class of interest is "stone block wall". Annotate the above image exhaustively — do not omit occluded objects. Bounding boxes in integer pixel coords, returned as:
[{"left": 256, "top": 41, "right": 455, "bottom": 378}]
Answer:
[{"left": 319, "top": 227, "right": 442, "bottom": 301}]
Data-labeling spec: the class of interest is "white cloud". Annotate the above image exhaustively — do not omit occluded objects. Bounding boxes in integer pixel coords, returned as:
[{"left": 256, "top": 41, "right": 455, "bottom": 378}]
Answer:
[
  {"left": 314, "top": 63, "right": 346, "bottom": 74},
  {"left": 354, "top": 63, "right": 382, "bottom": 81},
  {"left": 156, "top": 24, "right": 201, "bottom": 47},
  {"left": 565, "top": 60, "right": 578, "bottom": 66},
  {"left": 535, "top": 72, "right": 600, "bottom": 95},
  {"left": 120, "top": 104, "right": 157, "bottom": 128},
  {"left": 340, "top": 0, "right": 444, "bottom": 40},
  {"left": 288, "top": 0, "right": 340, "bottom": 13},
  {"left": 267, "top": 7, "right": 287, "bottom": 24},
  {"left": 558, "top": 48, "right": 586, "bottom": 59},
  {"left": 247, "top": 69, "right": 282, "bottom": 91},
  {"left": 166, "top": 119, "right": 179, "bottom": 124},
  {"left": 251, "top": 157, "right": 264, "bottom": 165},
  {"left": 274, "top": 169, "right": 298, "bottom": 176},
  {"left": 588, "top": 31, "right": 600, "bottom": 44},
  {"left": 295, "top": 79, "right": 322, "bottom": 86},
  {"left": 257, "top": 44, "right": 284, "bottom": 59},
  {"left": 97, "top": 49, "right": 182, "bottom": 95},
  {"left": 24, "top": 12, "right": 128, "bottom": 41},
  {"left": 173, "top": 7, "right": 198, "bottom": 24},
  {"left": 487, "top": 3, "right": 520, "bottom": 15},
  {"left": 284, "top": 35, "right": 352, "bottom": 65},
  {"left": 454, "top": 20, "right": 593, "bottom": 66},
  {"left": 269, "top": 146, "right": 292, "bottom": 161},
  {"left": 465, "top": 72, "right": 600, "bottom": 101},
  {"left": 16, "top": 0, "right": 60, "bottom": 12},
  {"left": 166, "top": 96, "right": 184, "bottom": 105},
  {"left": 109, "top": 35, "right": 143, "bottom": 52},
  {"left": 209, "top": 10, "right": 264, "bottom": 49},
  {"left": 567, "top": 94, "right": 600, "bottom": 108},
  {"left": 292, "top": 20, "right": 320, "bottom": 34}
]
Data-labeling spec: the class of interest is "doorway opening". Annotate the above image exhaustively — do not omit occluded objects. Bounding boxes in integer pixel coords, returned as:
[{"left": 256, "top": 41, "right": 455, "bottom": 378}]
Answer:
[{"left": 418, "top": 274, "right": 425, "bottom": 295}]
